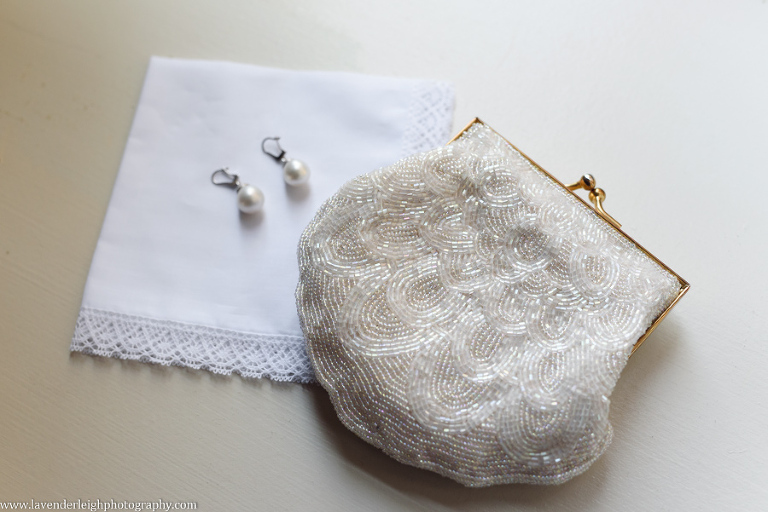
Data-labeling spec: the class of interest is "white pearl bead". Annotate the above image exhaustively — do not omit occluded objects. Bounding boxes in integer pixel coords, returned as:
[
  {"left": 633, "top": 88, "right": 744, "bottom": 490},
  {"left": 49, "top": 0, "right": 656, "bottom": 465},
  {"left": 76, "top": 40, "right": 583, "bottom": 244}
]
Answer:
[
  {"left": 283, "top": 159, "right": 310, "bottom": 186},
  {"left": 237, "top": 184, "right": 264, "bottom": 213}
]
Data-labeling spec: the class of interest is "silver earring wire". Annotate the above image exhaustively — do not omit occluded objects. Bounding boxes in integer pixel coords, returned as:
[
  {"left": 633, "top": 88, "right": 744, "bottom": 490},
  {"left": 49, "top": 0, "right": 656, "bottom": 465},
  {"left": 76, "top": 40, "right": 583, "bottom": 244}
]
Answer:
[
  {"left": 261, "top": 137, "right": 287, "bottom": 163},
  {"left": 211, "top": 168, "right": 242, "bottom": 189}
]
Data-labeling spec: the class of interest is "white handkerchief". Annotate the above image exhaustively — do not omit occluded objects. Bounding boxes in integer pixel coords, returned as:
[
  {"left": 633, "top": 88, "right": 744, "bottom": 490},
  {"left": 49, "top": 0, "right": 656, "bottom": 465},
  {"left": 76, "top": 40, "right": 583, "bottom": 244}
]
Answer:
[{"left": 71, "top": 57, "right": 455, "bottom": 383}]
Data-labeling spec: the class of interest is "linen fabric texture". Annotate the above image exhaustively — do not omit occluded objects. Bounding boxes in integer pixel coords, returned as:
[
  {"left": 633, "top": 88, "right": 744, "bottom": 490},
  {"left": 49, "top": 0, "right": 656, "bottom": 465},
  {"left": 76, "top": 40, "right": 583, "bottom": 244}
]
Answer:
[
  {"left": 70, "top": 57, "right": 455, "bottom": 383},
  {"left": 296, "top": 122, "right": 681, "bottom": 485}
]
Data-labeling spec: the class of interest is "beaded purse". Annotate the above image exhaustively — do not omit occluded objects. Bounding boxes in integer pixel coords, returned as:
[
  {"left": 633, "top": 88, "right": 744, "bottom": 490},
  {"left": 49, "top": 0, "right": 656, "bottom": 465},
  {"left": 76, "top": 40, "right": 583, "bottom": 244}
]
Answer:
[{"left": 296, "top": 119, "right": 688, "bottom": 486}]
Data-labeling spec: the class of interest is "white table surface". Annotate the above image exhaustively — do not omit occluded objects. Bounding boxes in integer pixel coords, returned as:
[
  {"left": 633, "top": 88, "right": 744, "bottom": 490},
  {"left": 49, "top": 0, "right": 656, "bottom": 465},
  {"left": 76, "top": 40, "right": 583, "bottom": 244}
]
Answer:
[{"left": 1, "top": 1, "right": 767, "bottom": 510}]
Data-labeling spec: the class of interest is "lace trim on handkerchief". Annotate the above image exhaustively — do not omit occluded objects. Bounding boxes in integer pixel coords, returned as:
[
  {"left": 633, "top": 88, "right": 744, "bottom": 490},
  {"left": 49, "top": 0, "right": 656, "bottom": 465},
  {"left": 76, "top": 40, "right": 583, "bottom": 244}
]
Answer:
[
  {"left": 71, "top": 307, "right": 316, "bottom": 383},
  {"left": 401, "top": 81, "right": 455, "bottom": 157}
]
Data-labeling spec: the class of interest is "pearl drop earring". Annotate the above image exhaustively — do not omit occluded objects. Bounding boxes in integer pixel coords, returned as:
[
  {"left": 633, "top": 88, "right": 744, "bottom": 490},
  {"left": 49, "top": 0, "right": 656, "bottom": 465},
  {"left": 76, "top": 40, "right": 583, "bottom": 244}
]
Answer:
[
  {"left": 261, "top": 137, "right": 310, "bottom": 186},
  {"left": 211, "top": 168, "right": 265, "bottom": 214}
]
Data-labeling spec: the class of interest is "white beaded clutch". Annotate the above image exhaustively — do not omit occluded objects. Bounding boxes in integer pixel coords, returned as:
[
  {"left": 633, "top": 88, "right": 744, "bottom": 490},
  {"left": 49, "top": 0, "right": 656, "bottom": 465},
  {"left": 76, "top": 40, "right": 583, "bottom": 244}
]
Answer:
[{"left": 296, "top": 119, "right": 688, "bottom": 486}]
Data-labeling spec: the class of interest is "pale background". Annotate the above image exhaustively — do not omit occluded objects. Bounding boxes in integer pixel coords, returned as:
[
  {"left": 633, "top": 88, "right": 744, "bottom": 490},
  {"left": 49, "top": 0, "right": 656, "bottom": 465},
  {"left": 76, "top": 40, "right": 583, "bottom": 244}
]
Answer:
[{"left": 1, "top": 1, "right": 767, "bottom": 510}]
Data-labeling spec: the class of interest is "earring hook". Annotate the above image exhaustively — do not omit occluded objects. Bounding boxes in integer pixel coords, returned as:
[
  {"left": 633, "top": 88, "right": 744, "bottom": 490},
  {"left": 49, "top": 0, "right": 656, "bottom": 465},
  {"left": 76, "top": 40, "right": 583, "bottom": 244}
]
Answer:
[
  {"left": 211, "top": 168, "right": 241, "bottom": 189},
  {"left": 262, "top": 137, "right": 287, "bottom": 162}
]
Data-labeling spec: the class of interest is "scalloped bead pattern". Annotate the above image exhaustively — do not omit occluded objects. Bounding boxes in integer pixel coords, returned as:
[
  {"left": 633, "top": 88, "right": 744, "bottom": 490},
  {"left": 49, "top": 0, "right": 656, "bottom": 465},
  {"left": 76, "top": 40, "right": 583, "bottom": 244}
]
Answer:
[{"left": 296, "top": 124, "right": 681, "bottom": 486}]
